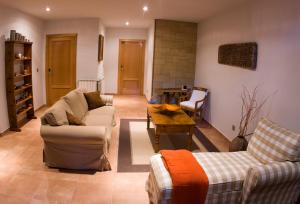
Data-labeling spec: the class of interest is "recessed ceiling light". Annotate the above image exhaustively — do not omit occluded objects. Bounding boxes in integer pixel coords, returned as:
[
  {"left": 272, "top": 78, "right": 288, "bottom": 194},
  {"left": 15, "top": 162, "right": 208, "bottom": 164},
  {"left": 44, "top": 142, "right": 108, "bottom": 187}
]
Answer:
[
  {"left": 143, "top": 6, "right": 148, "bottom": 12},
  {"left": 45, "top": 6, "right": 51, "bottom": 12},
  {"left": 125, "top": 21, "right": 130, "bottom": 26}
]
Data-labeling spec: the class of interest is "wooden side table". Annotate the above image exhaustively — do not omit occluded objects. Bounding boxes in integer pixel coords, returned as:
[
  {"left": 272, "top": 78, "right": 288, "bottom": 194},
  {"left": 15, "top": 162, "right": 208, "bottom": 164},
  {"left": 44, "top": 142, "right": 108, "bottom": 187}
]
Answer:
[{"left": 147, "top": 104, "right": 196, "bottom": 152}]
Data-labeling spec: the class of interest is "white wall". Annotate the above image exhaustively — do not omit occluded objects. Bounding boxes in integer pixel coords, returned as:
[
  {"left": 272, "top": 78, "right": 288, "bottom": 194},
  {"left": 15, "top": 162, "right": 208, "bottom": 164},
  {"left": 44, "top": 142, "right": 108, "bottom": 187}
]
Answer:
[
  {"left": 0, "top": 4, "right": 45, "bottom": 133},
  {"left": 195, "top": 0, "right": 300, "bottom": 140},
  {"left": 144, "top": 21, "right": 155, "bottom": 100},
  {"left": 103, "top": 27, "right": 148, "bottom": 94},
  {"left": 45, "top": 18, "right": 100, "bottom": 81}
]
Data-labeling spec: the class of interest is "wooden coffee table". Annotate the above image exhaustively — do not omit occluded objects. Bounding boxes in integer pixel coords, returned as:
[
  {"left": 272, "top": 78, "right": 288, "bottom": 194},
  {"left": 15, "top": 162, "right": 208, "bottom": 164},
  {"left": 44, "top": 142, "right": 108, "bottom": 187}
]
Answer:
[{"left": 147, "top": 104, "right": 196, "bottom": 153}]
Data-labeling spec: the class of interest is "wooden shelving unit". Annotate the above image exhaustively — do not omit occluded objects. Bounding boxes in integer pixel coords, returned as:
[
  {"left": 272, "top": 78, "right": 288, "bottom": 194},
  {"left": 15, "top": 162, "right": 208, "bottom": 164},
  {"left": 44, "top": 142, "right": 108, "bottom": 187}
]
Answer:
[{"left": 5, "top": 40, "right": 36, "bottom": 132}]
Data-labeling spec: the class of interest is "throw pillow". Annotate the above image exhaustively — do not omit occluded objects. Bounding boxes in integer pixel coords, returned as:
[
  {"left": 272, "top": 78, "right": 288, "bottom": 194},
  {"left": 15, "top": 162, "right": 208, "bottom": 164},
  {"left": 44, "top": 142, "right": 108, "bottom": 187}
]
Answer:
[
  {"left": 66, "top": 111, "right": 86, "bottom": 126},
  {"left": 41, "top": 100, "right": 71, "bottom": 126},
  {"left": 84, "top": 91, "right": 105, "bottom": 110},
  {"left": 247, "top": 118, "right": 300, "bottom": 163},
  {"left": 43, "top": 112, "right": 59, "bottom": 126}
]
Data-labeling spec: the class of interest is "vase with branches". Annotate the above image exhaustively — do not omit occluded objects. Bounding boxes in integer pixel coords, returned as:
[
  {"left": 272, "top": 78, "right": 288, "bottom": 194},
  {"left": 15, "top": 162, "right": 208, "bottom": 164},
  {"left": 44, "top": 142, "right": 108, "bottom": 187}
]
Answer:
[{"left": 229, "top": 86, "right": 268, "bottom": 152}]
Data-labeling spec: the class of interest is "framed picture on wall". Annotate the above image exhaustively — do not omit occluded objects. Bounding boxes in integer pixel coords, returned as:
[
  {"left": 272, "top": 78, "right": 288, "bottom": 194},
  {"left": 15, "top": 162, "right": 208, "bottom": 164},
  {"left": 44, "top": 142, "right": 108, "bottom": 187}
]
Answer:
[{"left": 98, "top": 34, "right": 104, "bottom": 62}]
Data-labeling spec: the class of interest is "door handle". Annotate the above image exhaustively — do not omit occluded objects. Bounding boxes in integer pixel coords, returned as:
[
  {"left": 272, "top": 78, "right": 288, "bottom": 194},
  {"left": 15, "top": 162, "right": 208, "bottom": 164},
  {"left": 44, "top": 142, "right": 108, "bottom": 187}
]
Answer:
[
  {"left": 120, "top": 65, "right": 124, "bottom": 71},
  {"left": 48, "top": 68, "right": 51, "bottom": 73}
]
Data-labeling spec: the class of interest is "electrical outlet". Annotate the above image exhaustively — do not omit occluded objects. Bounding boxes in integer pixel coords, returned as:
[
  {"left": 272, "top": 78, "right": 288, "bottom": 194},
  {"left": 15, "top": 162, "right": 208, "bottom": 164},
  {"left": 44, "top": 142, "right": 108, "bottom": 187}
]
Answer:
[{"left": 232, "top": 125, "right": 236, "bottom": 131}]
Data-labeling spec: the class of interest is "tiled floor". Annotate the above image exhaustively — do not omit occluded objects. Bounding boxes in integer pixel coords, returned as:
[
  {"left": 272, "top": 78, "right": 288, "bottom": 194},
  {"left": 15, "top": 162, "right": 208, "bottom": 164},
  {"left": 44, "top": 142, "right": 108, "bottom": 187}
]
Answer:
[{"left": 0, "top": 95, "right": 229, "bottom": 204}]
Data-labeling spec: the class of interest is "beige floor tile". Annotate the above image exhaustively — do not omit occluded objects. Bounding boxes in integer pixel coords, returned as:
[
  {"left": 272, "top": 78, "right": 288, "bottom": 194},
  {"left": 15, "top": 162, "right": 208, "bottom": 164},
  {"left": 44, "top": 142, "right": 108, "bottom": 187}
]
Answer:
[
  {"left": 3, "top": 174, "right": 42, "bottom": 199},
  {"left": 0, "top": 193, "right": 31, "bottom": 204},
  {"left": 30, "top": 198, "right": 57, "bottom": 204},
  {"left": 33, "top": 179, "right": 77, "bottom": 203},
  {"left": 72, "top": 181, "right": 113, "bottom": 204}
]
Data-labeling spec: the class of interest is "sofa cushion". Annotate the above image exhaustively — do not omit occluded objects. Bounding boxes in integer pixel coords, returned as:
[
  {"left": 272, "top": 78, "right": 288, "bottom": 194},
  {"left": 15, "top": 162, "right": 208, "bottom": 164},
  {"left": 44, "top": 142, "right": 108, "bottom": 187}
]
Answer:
[
  {"left": 83, "top": 106, "right": 116, "bottom": 127},
  {"left": 84, "top": 91, "right": 105, "bottom": 110},
  {"left": 247, "top": 118, "right": 300, "bottom": 163},
  {"left": 63, "top": 90, "right": 88, "bottom": 120},
  {"left": 66, "top": 112, "right": 86, "bottom": 126},
  {"left": 41, "top": 100, "right": 72, "bottom": 126},
  {"left": 86, "top": 106, "right": 115, "bottom": 116},
  {"left": 83, "top": 115, "right": 114, "bottom": 127}
]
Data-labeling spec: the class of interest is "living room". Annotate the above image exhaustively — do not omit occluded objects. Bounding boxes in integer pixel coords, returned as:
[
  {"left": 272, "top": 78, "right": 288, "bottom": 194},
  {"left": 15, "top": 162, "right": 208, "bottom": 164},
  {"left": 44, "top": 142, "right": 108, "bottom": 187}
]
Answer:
[{"left": 0, "top": 0, "right": 299, "bottom": 203}]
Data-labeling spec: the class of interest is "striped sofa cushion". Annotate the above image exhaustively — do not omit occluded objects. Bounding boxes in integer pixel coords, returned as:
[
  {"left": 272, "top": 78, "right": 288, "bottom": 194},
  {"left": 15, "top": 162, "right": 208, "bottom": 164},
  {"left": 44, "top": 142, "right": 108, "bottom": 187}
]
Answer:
[{"left": 247, "top": 118, "right": 300, "bottom": 163}]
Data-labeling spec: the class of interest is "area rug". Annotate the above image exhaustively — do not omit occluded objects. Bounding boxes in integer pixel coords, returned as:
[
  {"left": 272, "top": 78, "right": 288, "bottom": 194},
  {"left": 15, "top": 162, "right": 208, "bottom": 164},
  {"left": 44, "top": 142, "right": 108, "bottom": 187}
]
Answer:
[{"left": 117, "top": 119, "right": 219, "bottom": 172}]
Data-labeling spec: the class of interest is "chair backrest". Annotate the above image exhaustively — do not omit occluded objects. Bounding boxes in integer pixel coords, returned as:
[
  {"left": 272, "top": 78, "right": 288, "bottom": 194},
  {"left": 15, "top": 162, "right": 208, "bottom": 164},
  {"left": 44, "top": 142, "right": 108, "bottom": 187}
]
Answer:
[
  {"left": 242, "top": 161, "right": 300, "bottom": 204},
  {"left": 189, "top": 87, "right": 208, "bottom": 102},
  {"left": 193, "top": 87, "right": 208, "bottom": 92}
]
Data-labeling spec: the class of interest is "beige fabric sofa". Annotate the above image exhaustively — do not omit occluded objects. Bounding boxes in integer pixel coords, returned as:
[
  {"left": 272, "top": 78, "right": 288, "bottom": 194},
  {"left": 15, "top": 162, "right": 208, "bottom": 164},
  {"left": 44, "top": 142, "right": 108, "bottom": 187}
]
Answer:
[{"left": 40, "top": 89, "right": 115, "bottom": 170}]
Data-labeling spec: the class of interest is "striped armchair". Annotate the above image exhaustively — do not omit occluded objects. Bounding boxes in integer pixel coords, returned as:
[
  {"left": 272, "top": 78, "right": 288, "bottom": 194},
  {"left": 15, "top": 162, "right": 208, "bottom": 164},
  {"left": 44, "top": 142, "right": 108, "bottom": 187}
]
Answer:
[{"left": 146, "top": 118, "right": 300, "bottom": 204}]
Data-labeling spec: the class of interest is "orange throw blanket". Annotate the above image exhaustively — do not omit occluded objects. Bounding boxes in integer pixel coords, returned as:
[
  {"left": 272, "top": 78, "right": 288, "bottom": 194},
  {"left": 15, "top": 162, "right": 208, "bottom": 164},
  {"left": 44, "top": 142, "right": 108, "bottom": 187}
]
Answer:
[{"left": 160, "top": 150, "right": 209, "bottom": 204}]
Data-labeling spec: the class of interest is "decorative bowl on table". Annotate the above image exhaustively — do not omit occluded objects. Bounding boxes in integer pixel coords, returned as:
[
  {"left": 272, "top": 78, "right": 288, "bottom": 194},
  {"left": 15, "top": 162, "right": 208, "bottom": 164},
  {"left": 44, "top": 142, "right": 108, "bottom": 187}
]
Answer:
[{"left": 155, "top": 104, "right": 181, "bottom": 115}]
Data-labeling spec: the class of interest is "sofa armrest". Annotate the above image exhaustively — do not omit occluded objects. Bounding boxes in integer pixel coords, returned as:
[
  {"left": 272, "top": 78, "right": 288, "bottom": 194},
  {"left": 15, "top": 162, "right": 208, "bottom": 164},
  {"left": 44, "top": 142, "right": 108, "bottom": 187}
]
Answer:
[
  {"left": 242, "top": 161, "right": 300, "bottom": 203},
  {"left": 40, "top": 125, "right": 107, "bottom": 145},
  {"left": 100, "top": 95, "right": 113, "bottom": 106}
]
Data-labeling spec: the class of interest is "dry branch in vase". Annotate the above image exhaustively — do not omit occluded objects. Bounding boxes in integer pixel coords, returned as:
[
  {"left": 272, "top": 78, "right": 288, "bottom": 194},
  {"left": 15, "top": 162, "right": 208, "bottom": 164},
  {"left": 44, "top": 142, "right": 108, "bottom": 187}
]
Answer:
[
  {"left": 238, "top": 86, "right": 269, "bottom": 137},
  {"left": 230, "top": 86, "right": 268, "bottom": 152}
]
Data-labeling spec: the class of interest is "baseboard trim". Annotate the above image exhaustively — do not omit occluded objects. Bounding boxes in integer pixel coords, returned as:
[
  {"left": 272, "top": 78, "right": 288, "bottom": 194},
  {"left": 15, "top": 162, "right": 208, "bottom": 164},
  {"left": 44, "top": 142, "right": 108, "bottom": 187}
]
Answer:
[
  {"left": 35, "top": 104, "right": 47, "bottom": 112},
  {"left": 0, "top": 128, "right": 10, "bottom": 136},
  {"left": 0, "top": 104, "right": 46, "bottom": 136}
]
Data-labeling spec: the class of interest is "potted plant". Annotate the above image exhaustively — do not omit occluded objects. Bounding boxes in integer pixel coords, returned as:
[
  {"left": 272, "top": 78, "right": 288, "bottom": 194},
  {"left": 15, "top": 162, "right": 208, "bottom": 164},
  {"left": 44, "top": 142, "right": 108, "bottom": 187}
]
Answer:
[{"left": 229, "top": 86, "right": 268, "bottom": 152}]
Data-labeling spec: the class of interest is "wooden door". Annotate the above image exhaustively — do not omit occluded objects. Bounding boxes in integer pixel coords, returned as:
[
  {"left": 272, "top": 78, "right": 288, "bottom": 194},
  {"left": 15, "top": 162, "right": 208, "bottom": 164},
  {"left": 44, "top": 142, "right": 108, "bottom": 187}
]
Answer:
[
  {"left": 118, "top": 40, "right": 145, "bottom": 95},
  {"left": 46, "top": 34, "right": 77, "bottom": 105}
]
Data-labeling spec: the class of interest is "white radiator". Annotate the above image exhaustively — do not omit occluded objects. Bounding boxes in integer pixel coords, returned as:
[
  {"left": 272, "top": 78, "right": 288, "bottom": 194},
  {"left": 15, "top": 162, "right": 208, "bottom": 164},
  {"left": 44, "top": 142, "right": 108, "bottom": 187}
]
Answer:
[{"left": 78, "top": 80, "right": 101, "bottom": 92}]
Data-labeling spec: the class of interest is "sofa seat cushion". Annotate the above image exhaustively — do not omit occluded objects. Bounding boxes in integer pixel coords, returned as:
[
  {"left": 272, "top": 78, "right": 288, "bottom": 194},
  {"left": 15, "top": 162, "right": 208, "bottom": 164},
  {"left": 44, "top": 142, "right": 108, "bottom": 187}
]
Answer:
[
  {"left": 147, "top": 151, "right": 262, "bottom": 203},
  {"left": 83, "top": 114, "right": 114, "bottom": 127},
  {"left": 83, "top": 106, "right": 116, "bottom": 127},
  {"left": 247, "top": 118, "right": 300, "bottom": 163},
  {"left": 63, "top": 90, "right": 88, "bottom": 120},
  {"left": 86, "top": 106, "right": 115, "bottom": 116}
]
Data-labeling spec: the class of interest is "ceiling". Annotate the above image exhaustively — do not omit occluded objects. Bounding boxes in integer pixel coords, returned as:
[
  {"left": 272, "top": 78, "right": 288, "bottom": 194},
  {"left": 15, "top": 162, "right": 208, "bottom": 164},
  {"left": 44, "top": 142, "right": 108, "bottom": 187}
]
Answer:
[{"left": 0, "top": 0, "right": 246, "bottom": 28}]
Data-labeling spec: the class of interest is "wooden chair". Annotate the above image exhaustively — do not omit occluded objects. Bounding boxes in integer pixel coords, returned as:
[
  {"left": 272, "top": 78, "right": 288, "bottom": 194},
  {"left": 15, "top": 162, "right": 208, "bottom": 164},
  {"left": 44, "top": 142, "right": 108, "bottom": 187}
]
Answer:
[{"left": 179, "top": 87, "right": 208, "bottom": 120}]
